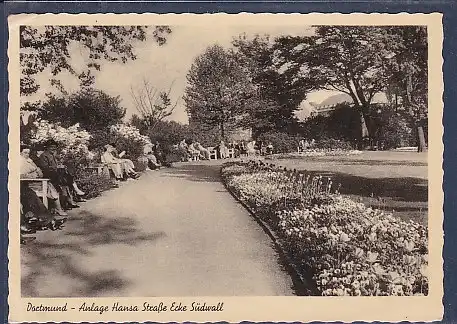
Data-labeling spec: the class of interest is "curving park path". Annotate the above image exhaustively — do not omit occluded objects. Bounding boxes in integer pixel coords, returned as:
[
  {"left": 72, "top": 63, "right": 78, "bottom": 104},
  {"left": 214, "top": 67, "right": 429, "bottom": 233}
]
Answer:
[{"left": 21, "top": 161, "right": 296, "bottom": 297}]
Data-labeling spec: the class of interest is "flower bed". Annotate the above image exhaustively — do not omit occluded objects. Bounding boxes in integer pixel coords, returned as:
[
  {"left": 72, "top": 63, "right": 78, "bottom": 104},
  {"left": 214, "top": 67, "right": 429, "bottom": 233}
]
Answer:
[
  {"left": 268, "top": 149, "right": 362, "bottom": 159},
  {"left": 221, "top": 161, "right": 428, "bottom": 296}
]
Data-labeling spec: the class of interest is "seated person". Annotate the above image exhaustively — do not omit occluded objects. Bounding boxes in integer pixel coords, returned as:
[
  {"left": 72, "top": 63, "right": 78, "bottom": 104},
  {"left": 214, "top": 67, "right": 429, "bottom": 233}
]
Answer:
[
  {"left": 21, "top": 145, "right": 69, "bottom": 216},
  {"left": 153, "top": 142, "right": 168, "bottom": 166},
  {"left": 143, "top": 144, "right": 161, "bottom": 170},
  {"left": 187, "top": 141, "right": 201, "bottom": 160},
  {"left": 20, "top": 183, "right": 67, "bottom": 231},
  {"left": 178, "top": 139, "right": 190, "bottom": 161},
  {"left": 101, "top": 144, "right": 125, "bottom": 180},
  {"left": 110, "top": 143, "right": 139, "bottom": 178},
  {"left": 194, "top": 142, "right": 210, "bottom": 160},
  {"left": 36, "top": 140, "right": 80, "bottom": 210}
]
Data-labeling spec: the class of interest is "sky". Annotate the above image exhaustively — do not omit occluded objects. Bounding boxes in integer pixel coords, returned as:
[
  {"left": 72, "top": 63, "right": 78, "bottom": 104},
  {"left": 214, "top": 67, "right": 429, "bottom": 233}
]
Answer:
[{"left": 23, "top": 25, "right": 339, "bottom": 124}]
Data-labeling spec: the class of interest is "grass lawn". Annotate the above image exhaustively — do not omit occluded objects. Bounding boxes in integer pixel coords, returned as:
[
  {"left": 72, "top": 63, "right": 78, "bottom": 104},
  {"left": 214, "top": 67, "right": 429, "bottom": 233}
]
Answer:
[{"left": 266, "top": 151, "right": 428, "bottom": 226}]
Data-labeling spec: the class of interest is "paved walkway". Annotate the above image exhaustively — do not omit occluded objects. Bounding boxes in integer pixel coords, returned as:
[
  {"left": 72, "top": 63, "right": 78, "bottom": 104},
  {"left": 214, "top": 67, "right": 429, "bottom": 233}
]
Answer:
[{"left": 21, "top": 161, "right": 295, "bottom": 297}]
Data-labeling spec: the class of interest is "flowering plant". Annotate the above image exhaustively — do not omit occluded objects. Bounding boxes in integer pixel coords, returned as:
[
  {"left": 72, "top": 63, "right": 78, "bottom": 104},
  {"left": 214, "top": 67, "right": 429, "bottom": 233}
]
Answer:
[
  {"left": 109, "top": 124, "right": 152, "bottom": 159},
  {"left": 109, "top": 124, "right": 151, "bottom": 146},
  {"left": 29, "top": 119, "right": 94, "bottom": 166},
  {"left": 221, "top": 161, "right": 428, "bottom": 296},
  {"left": 269, "top": 149, "right": 363, "bottom": 160}
]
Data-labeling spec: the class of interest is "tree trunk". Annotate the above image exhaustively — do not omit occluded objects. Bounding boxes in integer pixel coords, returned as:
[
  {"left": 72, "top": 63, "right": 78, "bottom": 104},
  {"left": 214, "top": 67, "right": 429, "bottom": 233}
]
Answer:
[
  {"left": 220, "top": 122, "right": 225, "bottom": 139},
  {"left": 417, "top": 125, "right": 427, "bottom": 152}
]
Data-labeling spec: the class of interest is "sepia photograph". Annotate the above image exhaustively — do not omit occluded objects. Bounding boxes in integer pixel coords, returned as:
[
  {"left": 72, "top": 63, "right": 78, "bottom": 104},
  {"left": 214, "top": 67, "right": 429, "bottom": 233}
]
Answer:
[{"left": 8, "top": 13, "right": 444, "bottom": 323}]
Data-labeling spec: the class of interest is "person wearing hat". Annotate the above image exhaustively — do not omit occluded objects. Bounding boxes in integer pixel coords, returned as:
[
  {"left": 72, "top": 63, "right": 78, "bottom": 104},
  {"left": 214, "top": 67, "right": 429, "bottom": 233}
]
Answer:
[
  {"left": 20, "top": 143, "right": 67, "bottom": 233},
  {"left": 109, "top": 143, "right": 139, "bottom": 179},
  {"left": 101, "top": 144, "right": 124, "bottom": 180},
  {"left": 37, "top": 139, "right": 79, "bottom": 209}
]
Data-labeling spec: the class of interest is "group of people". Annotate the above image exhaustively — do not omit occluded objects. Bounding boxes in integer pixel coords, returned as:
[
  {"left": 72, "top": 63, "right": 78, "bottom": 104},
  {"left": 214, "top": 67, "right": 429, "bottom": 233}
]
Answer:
[
  {"left": 101, "top": 141, "right": 169, "bottom": 181},
  {"left": 101, "top": 144, "right": 140, "bottom": 181},
  {"left": 19, "top": 138, "right": 173, "bottom": 245},
  {"left": 175, "top": 139, "right": 276, "bottom": 161},
  {"left": 177, "top": 139, "right": 211, "bottom": 161},
  {"left": 20, "top": 139, "right": 86, "bottom": 244},
  {"left": 298, "top": 138, "right": 316, "bottom": 151}
]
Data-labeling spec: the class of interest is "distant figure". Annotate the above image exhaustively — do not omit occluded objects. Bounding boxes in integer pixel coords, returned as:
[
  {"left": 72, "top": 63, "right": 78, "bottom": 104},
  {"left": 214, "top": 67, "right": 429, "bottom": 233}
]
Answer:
[
  {"left": 219, "top": 140, "right": 228, "bottom": 159},
  {"left": 178, "top": 139, "right": 190, "bottom": 161},
  {"left": 266, "top": 142, "right": 274, "bottom": 155},
  {"left": 195, "top": 142, "right": 210, "bottom": 160},
  {"left": 246, "top": 141, "right": 256, "bottom": 156}
]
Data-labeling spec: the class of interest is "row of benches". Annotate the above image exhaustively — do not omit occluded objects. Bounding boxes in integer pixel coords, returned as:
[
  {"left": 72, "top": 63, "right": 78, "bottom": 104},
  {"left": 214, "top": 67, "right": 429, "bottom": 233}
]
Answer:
[{"left": 21, "top": 147, "right": 239, "bottom": 207}]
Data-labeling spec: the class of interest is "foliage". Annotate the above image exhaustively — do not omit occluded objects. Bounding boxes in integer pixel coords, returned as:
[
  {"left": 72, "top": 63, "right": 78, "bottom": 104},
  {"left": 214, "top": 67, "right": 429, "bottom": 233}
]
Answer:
[
  {"left": 142, "top": 119, "right": 190, "bottom": 153},
  {"left": 221, "top": 161, "right": 428, "bottom": 296},
  {"left": 28, "top": 119, "right": 94, "bottom": 168},
  {"left": 37, "top": 89, "right": 126, "bottom": 132},
  {"left": 313, "top": 138, "right": 354, "bottom": 150},
  {"left": 76, "top": 171, "right": 117, "bottom": 199},
  {"left": 386, "top": 26, "right": 428, "bottom": 151},
  {"left": 232, "top": 35, "right": 305, "bottom": 135},
  {"left": 20, "top": 25, "right": 171, "bottom": 95},
  {"left": 184, "top": 44, "right": 255, "bottom": 139},
  {"left": 130, "top": 79, "right": 179, "bottom": 130},
  {"left": 109, "top": 124, "right": 151, "bottom": 160},
  {"left": 302, "top": 104, "right": 361, "bottom": 143},
  {"left": 257, "top": 131, "right": 300, "bottom": 153},
  {"left": 368, "top": 105, "right": 415, "bottom": 149},
  {"left": 269, "top": 149, "right": 362, "bottom": 159},
  {"left": 275, "top": 26, "right": 403, "bottom": 138}
]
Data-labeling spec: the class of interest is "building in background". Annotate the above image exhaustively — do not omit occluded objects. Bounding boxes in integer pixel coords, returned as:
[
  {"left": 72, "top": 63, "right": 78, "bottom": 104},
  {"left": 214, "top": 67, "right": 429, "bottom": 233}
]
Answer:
[{"left": 309, "top": 92, "right": 389, "bottom": 118}]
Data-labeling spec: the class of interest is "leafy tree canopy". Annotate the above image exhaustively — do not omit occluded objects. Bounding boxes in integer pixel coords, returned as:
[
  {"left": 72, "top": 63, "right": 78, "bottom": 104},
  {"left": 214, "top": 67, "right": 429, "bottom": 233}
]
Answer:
[
  {"left": 184, "top": 44, "right": 255, "bottom": 138},
  {"left": 37, "top": 89, "right": 126, "bottom": 132},
  {"left": 232, "top": 34, "right": 306, "bottom": 135},
  {"left": 20, "top": 25, "right": 171, "bottom": 95}
]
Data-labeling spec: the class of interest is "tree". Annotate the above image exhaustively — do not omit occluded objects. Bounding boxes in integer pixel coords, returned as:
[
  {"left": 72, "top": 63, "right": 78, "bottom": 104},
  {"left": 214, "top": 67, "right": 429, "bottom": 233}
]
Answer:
[
  {"left": 386, "top": 26, "right": 428, "bottom": 152},
  {"left": 275, "top": 26, "right": 402, "bottom": 141},
  {"left": 20, "top": 25, "right": 171, "bottom": 95},
  {"left": 232, "top": 34, "right": 307, "bottom": 136},
  {"left": 38, "top": 89, "right": 126, "bottom": 132},
  {"left": 130, "top": 78, "right": 178, "bottom": 131},
  {"left": 184, "top": 44, "right": 255, "bottom": 139}
]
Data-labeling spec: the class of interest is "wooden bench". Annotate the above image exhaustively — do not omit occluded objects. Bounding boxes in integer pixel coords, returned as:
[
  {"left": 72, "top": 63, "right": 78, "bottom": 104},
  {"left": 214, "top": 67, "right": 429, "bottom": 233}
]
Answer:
[
  {"left": 86, "top": 164, "right": 109, "bottom": 176},
  {"left": 20, "top": 178, "right": 49, "bottom": 208}
]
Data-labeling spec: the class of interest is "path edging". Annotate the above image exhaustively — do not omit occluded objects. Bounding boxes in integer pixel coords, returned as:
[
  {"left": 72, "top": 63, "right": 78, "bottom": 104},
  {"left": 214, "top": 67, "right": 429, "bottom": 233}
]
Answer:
[{"left": 219, "top": 167, "right": 316, "bottom": 296}]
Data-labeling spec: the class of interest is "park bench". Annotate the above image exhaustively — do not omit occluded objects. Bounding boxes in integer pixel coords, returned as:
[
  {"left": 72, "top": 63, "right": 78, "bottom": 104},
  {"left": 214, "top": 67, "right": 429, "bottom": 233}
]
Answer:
[
  {"left": 208, "top": 147, "right": 218, "bottom": 160},
  {"left": 20, "top": 178, "right": 49, "bottom": 208},
  {"left": 191, "top": 151, "right": 200, "bottom": 161},
  {"left": 86, "top": 164, "right": 109, "bottom": 176}
]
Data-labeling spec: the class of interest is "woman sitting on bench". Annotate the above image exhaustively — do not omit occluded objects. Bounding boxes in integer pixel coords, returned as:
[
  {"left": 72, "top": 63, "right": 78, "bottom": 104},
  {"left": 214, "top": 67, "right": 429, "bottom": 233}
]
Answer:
[
  {"left": 110, "top": 143, "right": 139, "bottom": 178},
  {"left": 21, "top": 144, "right": 68, "bottom": 216},
  {"left": 20, "top": 144, "right": 67, "bottom": 233}
]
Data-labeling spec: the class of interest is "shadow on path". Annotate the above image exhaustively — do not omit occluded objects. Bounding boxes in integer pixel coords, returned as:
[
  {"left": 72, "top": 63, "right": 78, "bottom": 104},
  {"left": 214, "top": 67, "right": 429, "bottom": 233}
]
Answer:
[
  {"left": 162, "top": 163, "right": 221, "bottom": 183},
  {"left": 22, "top": 210, "right": 166, "bottom": 297}
]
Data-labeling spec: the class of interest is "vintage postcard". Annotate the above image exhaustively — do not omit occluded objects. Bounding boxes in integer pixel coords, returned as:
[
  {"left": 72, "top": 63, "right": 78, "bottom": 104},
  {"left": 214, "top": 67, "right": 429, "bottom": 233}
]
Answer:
[{"left": 8, "top": 13, "right": 444, "bottom": 323}]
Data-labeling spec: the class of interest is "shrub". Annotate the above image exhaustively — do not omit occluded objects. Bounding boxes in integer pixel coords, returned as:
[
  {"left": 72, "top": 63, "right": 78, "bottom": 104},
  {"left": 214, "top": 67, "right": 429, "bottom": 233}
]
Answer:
[
  {"left": 314, "top": 138, "right": 354, "bottom": 150},
  {"left": 257, "top": 131, "right": 300, "bottom": 153},
  {"left": 76, "top": 172, "right": 117, "bottom": 199},
  {"left": 109, "top": 124, "right": 151, "bottom": 160}
]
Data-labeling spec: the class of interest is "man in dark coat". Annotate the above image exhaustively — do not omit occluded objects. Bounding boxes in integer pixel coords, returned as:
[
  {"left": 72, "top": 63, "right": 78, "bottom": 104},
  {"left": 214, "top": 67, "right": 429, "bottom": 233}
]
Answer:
[{"left": 37, "top": 139, "right": 79, "bottom": 209}]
